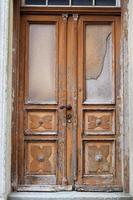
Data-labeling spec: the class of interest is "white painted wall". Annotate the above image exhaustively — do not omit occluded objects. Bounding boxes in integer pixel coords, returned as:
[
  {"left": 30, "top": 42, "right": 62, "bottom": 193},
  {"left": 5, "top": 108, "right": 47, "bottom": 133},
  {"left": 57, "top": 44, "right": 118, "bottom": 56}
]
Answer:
[{"left": 0, "top": 0, "right": 12, "bottom": 200}]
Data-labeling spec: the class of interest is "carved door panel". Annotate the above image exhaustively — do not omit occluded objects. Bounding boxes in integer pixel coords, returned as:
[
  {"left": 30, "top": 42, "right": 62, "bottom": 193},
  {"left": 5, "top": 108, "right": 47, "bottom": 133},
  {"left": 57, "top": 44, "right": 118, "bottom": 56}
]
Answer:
[
  {"left": 76, "top": 16, "right": 122, "bottom": 191},
  {"left": 18, "top": 15, "right": 71, "bottom": 191}
]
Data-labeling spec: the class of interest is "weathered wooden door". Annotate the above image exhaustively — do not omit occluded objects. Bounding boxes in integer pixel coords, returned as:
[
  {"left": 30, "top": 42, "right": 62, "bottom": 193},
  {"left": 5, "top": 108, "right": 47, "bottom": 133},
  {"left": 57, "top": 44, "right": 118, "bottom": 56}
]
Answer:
[{"left": 17, "top": 14, "right": 122, "bottom": 191}]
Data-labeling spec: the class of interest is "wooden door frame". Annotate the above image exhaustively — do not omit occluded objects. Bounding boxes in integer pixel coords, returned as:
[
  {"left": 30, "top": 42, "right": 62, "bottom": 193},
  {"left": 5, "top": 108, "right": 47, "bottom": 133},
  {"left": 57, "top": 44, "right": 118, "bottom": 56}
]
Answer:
[{"left": 12, "top": 0, "right": 129, "bottom": 192}]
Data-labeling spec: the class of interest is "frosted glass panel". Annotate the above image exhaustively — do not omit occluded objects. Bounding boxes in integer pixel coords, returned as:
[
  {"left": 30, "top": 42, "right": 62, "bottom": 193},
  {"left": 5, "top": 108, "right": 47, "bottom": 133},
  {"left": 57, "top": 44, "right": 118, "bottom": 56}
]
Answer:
[
  {"left": 85, "top": 24, "right": 114, "bottom": 104},
  {"left": 28, "top": 24, "right": 56, "bottom": 103}
]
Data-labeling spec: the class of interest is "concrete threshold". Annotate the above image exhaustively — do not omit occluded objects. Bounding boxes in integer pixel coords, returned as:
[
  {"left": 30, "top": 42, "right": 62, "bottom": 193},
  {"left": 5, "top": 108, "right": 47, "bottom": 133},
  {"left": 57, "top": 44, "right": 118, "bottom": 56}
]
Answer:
[{"left": 8, "top": 192, "right": 133, "bottom": 200}]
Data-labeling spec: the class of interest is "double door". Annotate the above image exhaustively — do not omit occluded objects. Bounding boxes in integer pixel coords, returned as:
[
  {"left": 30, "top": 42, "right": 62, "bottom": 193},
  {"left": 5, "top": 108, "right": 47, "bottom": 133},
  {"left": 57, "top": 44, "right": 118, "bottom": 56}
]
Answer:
[{"left": 18, "top": 13, "right": 122, "bottom": 191}]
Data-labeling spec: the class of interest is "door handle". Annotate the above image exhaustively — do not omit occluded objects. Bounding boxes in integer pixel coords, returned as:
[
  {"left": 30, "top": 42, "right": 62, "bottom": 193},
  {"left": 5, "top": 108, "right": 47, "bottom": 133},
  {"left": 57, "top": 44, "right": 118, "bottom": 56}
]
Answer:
[{"left": 59, "top": 104, "right": 72, "bottom": 110}]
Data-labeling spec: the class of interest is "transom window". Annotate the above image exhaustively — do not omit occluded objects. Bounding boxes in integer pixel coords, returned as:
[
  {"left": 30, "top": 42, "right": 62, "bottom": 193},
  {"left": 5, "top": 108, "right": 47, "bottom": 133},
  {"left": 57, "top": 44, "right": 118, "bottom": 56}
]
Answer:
[{"left": 22, "top": 0, "right": 121, "bottom": 7}]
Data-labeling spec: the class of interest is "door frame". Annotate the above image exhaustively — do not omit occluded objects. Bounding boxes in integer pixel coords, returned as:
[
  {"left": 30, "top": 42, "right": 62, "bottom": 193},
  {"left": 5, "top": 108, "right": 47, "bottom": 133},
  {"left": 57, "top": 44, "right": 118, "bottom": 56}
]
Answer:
[{"left": 12, "top": 0, "right": 129, "bottom": 192}]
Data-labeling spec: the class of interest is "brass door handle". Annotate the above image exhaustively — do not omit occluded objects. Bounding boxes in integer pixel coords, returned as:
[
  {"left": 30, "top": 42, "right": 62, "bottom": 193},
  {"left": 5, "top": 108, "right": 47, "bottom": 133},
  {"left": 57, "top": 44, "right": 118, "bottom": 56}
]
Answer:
[{"left": 59, "top": 104, "right": 72, "bottom": 110}]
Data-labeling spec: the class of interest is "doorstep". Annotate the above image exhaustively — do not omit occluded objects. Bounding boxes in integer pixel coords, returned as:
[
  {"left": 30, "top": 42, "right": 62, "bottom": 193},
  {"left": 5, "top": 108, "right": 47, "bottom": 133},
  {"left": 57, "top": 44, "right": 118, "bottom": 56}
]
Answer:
[{"left": 8, "top": 192, "right": 133, "bottom": 200}]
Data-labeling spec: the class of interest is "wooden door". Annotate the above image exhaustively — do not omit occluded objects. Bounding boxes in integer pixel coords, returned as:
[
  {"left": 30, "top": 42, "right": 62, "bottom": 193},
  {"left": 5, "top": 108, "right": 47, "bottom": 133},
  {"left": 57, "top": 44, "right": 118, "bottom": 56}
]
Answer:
[{"left": 16, "top": 14, "right": 121, "bottom": 192}]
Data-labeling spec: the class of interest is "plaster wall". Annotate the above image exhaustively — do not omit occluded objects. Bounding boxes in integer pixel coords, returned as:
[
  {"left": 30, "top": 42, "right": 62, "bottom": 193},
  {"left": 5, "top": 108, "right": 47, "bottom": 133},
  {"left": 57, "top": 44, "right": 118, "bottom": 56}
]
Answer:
[{"left": 0, "top": 0, "right": 13, "bottom": 199}]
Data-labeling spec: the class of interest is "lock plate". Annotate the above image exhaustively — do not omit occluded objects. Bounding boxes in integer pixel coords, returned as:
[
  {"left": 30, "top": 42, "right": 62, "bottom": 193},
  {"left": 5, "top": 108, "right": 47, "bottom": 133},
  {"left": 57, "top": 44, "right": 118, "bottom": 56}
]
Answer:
[{"left": 66, "top": 113, "right": 72, "bottom": 123}]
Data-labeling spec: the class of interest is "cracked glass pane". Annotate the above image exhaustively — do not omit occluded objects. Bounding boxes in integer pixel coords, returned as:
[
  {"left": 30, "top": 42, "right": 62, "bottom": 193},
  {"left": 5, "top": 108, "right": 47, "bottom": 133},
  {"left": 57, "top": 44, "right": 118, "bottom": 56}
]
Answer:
[{"left": 85, "top": 23, "right": 114, "bottom": 104}]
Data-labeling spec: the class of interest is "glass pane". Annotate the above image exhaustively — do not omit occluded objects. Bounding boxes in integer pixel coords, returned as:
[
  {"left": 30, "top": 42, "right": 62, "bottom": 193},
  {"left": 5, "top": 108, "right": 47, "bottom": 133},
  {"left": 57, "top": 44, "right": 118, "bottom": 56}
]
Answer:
[
  {"left": 48, "top": 0, "right": 69, "bottom": 5},
  {"left": 72, "top": 0, "right": 93, "bottom": 5},
  {"left": 95, "top": 0, "right": 116, "bottom": 6},
  {"left": 85, "top": 24, "right": 114, "bottom": 104},
  {"left": 28, "top": 24, "right": 56, "bottom": 103},
  {"left": 25, "top": 0, "right": 46, "bottom": 5}
]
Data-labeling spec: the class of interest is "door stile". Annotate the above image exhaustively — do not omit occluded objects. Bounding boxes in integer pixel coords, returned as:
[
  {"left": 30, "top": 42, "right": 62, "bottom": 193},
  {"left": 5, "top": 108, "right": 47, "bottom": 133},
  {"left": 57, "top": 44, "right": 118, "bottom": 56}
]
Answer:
[
  {"left": 18, "top": 16, "right": 27, "bottom": 186},
  {"left": 72, "top": 14, "right": 78, "bottom": 185},
  {"left": 58, "top": 14, "right": 69, "bottom": 187},
  {"left": 114, "top": 16, "right": 122, "bottom": 188},
  {"left": 76, "top": 16, "right": 84, "bottom": 186},
  {"left": 66, "top": 14, "right": 78, "bottom": 187}
]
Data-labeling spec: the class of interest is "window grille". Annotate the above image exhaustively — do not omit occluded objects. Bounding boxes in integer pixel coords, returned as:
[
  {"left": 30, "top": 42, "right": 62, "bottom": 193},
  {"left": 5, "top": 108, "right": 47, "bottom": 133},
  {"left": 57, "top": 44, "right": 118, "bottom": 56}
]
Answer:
[{"left": 22, "top": 0, "right": 121, "bottom": 7}]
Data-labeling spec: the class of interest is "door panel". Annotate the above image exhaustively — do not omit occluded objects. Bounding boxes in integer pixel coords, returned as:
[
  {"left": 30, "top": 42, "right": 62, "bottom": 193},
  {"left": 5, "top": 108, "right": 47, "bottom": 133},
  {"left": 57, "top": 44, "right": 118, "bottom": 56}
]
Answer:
[
  {"left": 18, "top": 15, "right": 71, "bottom": 191},
  {"left": 25, "top": 141, "right": 57, "bottom": 184},
  {"left": 84, "top": 110, "right": 115, "bottom": 135},
  {"left": 25, "top": 110, "right": 57, "bottom": 135},
  {"left": 84, "top": 140, "right": 115, "bottom": 175},
  {"left": 76, "top": 16, "right": 122, "bottom": 191}
]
